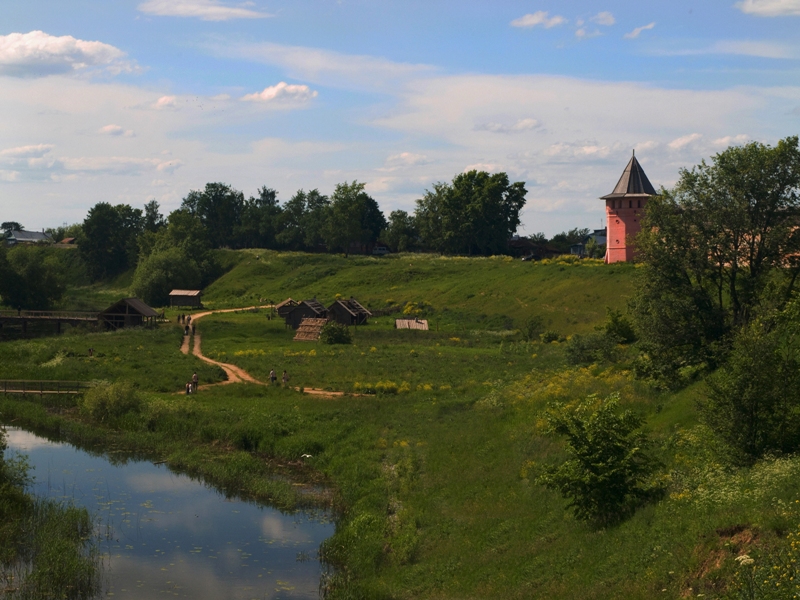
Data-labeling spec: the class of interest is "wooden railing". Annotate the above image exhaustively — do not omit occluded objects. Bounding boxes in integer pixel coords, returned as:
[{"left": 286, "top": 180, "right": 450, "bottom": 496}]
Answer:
[
  {"left": 0, "top": 380, "right": 90, "bottom": 395},
  {"left": 0, "top": 310, "right": 99, "bottom": 320}
]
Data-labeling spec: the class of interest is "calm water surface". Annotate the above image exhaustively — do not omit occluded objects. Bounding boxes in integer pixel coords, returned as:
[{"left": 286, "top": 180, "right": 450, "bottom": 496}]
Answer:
[{"left": 3, "top": 427, "right": 334, "bottom": 600}]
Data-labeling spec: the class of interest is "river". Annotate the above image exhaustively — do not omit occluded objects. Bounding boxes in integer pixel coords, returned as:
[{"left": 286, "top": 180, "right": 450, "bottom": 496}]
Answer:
[{"left": 3, "top": 426, "right": 334, "bottom": 599}]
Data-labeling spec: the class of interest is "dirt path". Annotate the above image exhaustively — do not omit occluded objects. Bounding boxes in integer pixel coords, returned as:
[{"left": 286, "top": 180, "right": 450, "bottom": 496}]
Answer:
[{"left": 178, "top": 305, "right": 350, "bottom": 396}]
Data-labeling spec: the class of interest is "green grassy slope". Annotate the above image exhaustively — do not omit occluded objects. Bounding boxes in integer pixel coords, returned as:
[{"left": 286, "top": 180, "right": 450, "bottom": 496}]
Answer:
[{"left": 203, "top": 251, "right": 637, "bottom": 335}]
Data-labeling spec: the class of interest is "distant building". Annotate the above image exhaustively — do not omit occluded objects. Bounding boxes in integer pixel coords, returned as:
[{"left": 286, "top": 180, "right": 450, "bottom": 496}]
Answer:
[
  {"left": 285, "top": 299, "right": 328, "bottom": 330},
  {"left": 99, "top": 298, "right": 158, "bottom": 329},
  {"left": 169, "top": 290, "right": 202, "bottom": 308},
  {"left": 275, "top": 298, "right": 299, "bottom": 319},
  {"left": 601, "top": 152, "right": 657, "bottom": 263},
  {"left": 328, "top": 298, "right": 371, "bottom": 326},
  {"left": 5, "top": 230, "right": 53, "bottom": 246}
]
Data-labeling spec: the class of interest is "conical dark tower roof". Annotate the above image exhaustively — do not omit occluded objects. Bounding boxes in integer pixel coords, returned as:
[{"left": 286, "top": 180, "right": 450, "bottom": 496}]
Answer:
[{"left": 601, "top": 151, "right": 657, "bottom": 199}]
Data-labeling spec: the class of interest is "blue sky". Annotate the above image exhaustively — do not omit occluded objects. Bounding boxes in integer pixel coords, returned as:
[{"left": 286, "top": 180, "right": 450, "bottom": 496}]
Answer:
[{"left": 1, "top": 0, "right": 798, "bottom": 235}]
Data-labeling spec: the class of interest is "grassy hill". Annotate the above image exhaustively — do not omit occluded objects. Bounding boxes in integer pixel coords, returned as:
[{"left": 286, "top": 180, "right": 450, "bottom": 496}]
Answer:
[
  {"left": 202, "top": 250, "right": 637, "bottom": 335},
  {"left": 2, "top": 250, "right": 796, "bottom": 599}
]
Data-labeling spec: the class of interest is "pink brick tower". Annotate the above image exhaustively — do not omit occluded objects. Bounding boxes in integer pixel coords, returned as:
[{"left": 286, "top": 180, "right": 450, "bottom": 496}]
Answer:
[{"left": 601, "top": 151, "right": 657, "bottom": 263}]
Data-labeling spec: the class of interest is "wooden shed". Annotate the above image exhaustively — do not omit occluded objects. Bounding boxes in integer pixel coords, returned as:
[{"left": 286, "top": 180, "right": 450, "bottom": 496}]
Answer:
[
  {"left": 275, "top": 298, "right": 299, "bottom": 318},
  {"left": 286, "top": 300, "right": 328, "bottom": 330},
  {"left": 169, "top": 289, "right": 202, "bottom": 308},
  {"left": 328, "top": 297, "right": 372, "bottom": 326},
  {"left": 100, "top": 298, "right": 158, "bottom": 329}
]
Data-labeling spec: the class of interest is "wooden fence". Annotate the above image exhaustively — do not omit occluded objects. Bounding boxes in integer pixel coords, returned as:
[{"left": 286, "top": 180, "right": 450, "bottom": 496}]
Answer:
[{"left": 0, "top": 380, "right": 90, "bottom": 395}]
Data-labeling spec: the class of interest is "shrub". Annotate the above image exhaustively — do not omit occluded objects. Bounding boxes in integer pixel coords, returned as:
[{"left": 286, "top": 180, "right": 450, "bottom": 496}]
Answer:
[
  {"left": 565, "top": 332, "right": 616, "bottom": 365},
  {"left": 320, "top": 322, "right": 353, "bottom": 345},
  {"left": 540, "top": 330, "right": 560, "bottom": 343},
  {"left": 600, "top": 308, "right": 637, "bottom": 344},
  {"left": 81, "top": 381, "right": 142, "bottom": 423},
  {"left": 537, "top": 394, "right": 663, "bottom": 526},
  {"left": 521, "top": 315, "right": 545, "bottom": 342},
  {"left": 132, "top": 246, "right": 201, "bottom": 307},
  {"left": 699, "top": 310, "right": 800, "bottom": 463}
]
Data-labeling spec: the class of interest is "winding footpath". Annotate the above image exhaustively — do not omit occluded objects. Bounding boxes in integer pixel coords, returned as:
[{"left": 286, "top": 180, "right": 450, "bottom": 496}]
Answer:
[{"left": 179, "top": 306, "right": 344, "bottom": 396}]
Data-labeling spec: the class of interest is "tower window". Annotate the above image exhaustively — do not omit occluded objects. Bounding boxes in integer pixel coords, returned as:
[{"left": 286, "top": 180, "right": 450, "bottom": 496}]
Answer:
[
  {"left": 629, "top": 200, "right": 632, "bottom": 208},
  {"left": 638, "top": 199, "right": 641, "bottom": 208}
]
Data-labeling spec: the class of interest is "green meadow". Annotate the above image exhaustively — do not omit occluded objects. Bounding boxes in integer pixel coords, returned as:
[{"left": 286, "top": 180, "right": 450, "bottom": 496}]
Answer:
[{"left": 2, "top": 251, "right": 798, "bottom": 598}]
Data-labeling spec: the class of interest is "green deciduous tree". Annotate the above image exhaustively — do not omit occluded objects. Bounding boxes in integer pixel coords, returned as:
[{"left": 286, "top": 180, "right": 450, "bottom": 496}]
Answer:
[
  {"left": 537, "top": 394, "right": 662, "bottom": 525},
  {"left": 383, "top": 210, "right": 418, "bottom": 252},
  {"left": 0, "top": 245, "right": 65, "bottom": 309},
  {"left": 236, "top": 187, "right": 283, "bottom": 249},
  {"left": 415, "top": 171, "right": 527, "bottom": 255},
  {"left": 632, "top": 137, "right": 800, "bottom": 382},
  {"left": 323, "top": 181, "right": 386, "bottom": 256},
  {"left": 699, "top": 299, "right": 800, "bottom": 462},
  {"left": 181, "top": 182, "right": 244, "bottom": 249},
  {"left": 79, "top": 202, "right": 144, "bottom": 280},
  {"left": 276, "top": 189, "right": 330, "bottom": 251},
  {"left": 132, "top": 246, "right": 202, "bottom": 307}
]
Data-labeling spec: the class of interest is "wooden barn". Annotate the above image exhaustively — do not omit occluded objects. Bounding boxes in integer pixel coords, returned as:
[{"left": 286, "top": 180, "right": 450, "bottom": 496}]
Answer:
[
  {"left": 169, "top": 289, "right": 202, "bottom": 308},
  {"left": 100, "top": 298, "right": 158, "bottom": 329},
  {"left": 328, "top": 297, "right": 371, "bottom": 326},
  {"left": 286, "top": 299, "right": 328, "bottom": 330},
  {"left": 275, "top": 298, "right": 298, "bottom": 319}
]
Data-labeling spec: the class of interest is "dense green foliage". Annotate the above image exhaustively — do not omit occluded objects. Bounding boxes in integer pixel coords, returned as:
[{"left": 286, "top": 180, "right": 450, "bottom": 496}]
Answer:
[
  {"left": 700, "top": 301, "right": 800, "bottom": 463},
  {"left": 632, "top": 137, "right": 800, "bottom": 382},
  {"left": 415, "top": 170, "right": 527, "bottom": 255},
  {"left": 537, "top": 395, "right": 662, "bottom": 525},
  {"left": 132, "top": 245, "right": 202, "bottom": 306},
  {"left": 81, "top": 380, "right": 143, "bottom": 423},
  {"left": 0, "top": 245, "right": 66, "bottom": 309},
  {"left": 79, "top": 202, "right": 144, "bottom": 280},
  {"left": 323, "top": 181, "right": 386, "bottom": 255},
  {"left": 320, "top": 321, "right": 353, "bottom": 344}
]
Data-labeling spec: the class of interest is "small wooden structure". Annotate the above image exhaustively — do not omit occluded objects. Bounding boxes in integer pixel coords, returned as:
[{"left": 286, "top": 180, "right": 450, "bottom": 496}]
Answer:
[
  {"left": 100, "top": 298, "right": 158, "bottom": 329},
  {"left": 275, "top": 298, "right": 299, "bottom": 319},
  {"left": 169, "top": 289, "right": 202, "bottom": 308},
  {"left": 286, "top": 299, "right": 327, "bottom": 330},
  {"left": 294, "top": 318, "right": 328, "bottom": 342},
  {"left": 328, "top": 297, "right": 371, "bottom": 326},
  {"left": 395, "top": 318, "right": 429, "bottom": 331}
]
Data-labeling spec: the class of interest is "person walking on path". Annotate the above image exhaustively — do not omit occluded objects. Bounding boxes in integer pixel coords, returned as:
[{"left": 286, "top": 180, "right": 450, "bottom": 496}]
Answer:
[
  {"left": 282, "top": 370, "right": 289, "bottom": 386},
  {"left": 192, "top": 372, "right": 198, "bottom": 392},
  {"left": 270, "top": 369, "right": 277, "bottom": 385},
  {"left": 192, "top": 324, "right": 196, "bottom": 336},
  {"left": 185, "top": 382, "right": 192, "bottom": 395},
  {"left": 184, "top": 325, "right": 189, "bottom": 336}
]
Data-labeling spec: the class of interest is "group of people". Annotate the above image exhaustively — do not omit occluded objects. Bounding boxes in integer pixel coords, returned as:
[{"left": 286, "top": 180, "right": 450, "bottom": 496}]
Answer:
[
  {"left": 185, "top": 371, "right": 199, "bottom": 394},
  {"left": 179, "top": 314, "right": 196, "bottom": 337},
  {"left": 269, "top": 369, "right": 289, "bottom": 386}
]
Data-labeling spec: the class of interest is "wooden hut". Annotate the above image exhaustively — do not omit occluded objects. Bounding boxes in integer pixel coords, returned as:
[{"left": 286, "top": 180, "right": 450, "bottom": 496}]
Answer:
[
  {"left": 286, "top": 299, "right": 328, "bottom": 330},
  {"left": 275, "top": 298, "right": 298, "bottom": 319},
  {"left": 169, "top": 289, "right": 202, "bottom": 308},
  {"left": 328, "top": 297, "right": 371, "bottom": 326},
  {"left": 100, "top": 298, "right": 158, "bottom": 329}
]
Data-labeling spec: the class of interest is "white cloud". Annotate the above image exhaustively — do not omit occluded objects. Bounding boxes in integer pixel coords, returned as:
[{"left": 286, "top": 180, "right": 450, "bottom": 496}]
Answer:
[
  {"left": 138, "top": 0, "right": 272, "bottom": 21},
  {"left": 624, "top": 22, "right": 656, "bottom": 39},
  {"left": 668, "top": 133, "right": 703, "bottom": 150},
  {"left": 1, "top": 143, "right": 54, "bottom": 158},
  {"left": 656, "top": 40, "right": 796, "bottom": 58},
  {"left": 0, "top": 170, "right": 20, "bottom": 182},
  {"left": 476, "top": 118, "right": 540, "bottom": 134},
  {"left": 575, "top": 28, "right": 602, "bottom": 39},
  {"left": 736, "top": 0, "right": 800, "bottom": 16},
  {"left": 712, "top": 134, "right": 750, "bottom": 146},
  {"left": 241, "top": 82, "right": 318, "bottom": 103},
  {"left": 217, "top": 42, "right": 434, "bottom": 92},
  {"left": 382, "top": 152, "right": 430, "bottom": 171},
  {"left": 591, "top": 12, "right": 616, "bottom": 26},
  {"left": 0, "top": 31, "right": 134, "bottom": 78},
  {"left": 99, "top": 124, "right": 135, "bottom": 137},
  {"left": 510, "top": 12, "right": 567, "bottom": 29},
  {"left": 464, "top": 162, "right": 504, "bottom": 173},
  {"left": 545, "top": 142, "right": 611, "bottom": 160},
  {"left": 153, "top": 95, "right": 178, "bottom": 109}
]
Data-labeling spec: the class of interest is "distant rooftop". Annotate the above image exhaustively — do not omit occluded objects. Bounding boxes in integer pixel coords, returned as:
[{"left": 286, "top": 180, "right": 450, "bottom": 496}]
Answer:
[{"left": 601, "top": 152, "right": 657, "bottom": 199}]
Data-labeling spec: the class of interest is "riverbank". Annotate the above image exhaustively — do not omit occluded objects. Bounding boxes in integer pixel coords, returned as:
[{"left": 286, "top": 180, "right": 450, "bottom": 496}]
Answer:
[{"left": 0, "top": 429, "right": 100, "bottom": 598}]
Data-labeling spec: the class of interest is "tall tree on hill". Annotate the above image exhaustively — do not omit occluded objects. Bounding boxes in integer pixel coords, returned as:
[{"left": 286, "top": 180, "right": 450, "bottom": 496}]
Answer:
[
  {"left": 79, "top": 202, "right": 143, "bottom": 280},
  {"left": 181, "top": 183, "right": 244, "bottom": 249},
  {"left": 236, "top": 187, "right": 283, "bottom": 248},
  {"left": 383, "top": 210, "right": 419, "bottom": 252},
  {"left": 415, "top": 171, "right": 527, "bottom": 255},
  {"left": 276, "top": 189, "right": 330, "bottom": 251},
  {"left": 0, "top": 245, "right": 65, "bottom": 309},
  {"left": 143, "top": 200, "right": 166, "bottom": 233},
  {"left": 323, "top": 181, "right": 386, "bottom": 256},
  {"left": 632, "top": 136, "right": 800, "bottom": 381}
]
